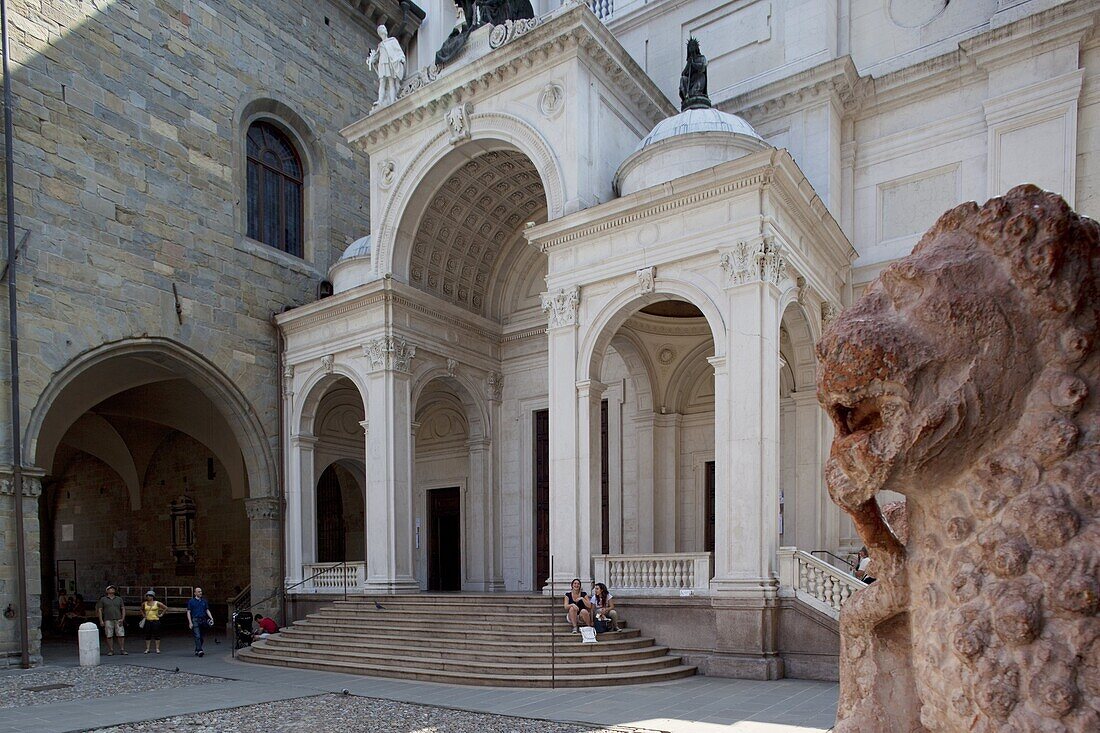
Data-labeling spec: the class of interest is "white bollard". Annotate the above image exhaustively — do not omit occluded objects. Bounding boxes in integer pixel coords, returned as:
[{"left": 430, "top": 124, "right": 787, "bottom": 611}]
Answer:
[{"left": 78, "top": 622, "right": 100, "bottom": 667}]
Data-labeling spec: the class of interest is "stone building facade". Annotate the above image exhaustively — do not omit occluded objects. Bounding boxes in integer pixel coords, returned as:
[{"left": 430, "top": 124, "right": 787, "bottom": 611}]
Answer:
[{"left": 2, "top": 0, "right": 1098, "bottom": 677}]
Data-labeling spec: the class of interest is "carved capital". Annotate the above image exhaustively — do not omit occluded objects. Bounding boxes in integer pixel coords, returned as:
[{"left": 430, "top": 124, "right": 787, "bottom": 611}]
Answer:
[
  {"left": 363, "top": 336, "right": 417, "bottom": 373},
  {"left": 540, "top": 286, "right": 580, "bottom": 329},
  {"left": 245, "top": 496, "right": 280, "bottom": 522},
  {"left": 720, "top": 236, "right": 786, "bottom": 288},
  {"left": 0, "top": 475, "right": 41, "bottom": 497},
  {"left": 637, "top": 266, "right": 656, "bottom": 294},
  {"left": 487, "top": 371, "right": 504, "bottom": 402}
]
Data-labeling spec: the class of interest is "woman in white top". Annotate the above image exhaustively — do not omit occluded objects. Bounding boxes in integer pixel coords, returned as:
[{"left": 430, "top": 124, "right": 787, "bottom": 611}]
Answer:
[{"left": 590, "top": 583, "right": 620, "bottom": 632}]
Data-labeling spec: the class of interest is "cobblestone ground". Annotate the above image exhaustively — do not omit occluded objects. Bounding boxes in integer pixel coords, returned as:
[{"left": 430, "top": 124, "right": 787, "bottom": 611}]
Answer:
[
  {"left": 0, "top": 665, "right": 218, "bottom": 709},
  {"left": 89, "top": 695, "right": 659, "bottom": 732}
]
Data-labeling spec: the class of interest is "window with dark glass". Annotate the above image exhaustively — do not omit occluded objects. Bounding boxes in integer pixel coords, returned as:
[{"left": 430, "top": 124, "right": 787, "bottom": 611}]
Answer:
[{"left": 246, "top": 121, "right": 303, "bottom": 257}]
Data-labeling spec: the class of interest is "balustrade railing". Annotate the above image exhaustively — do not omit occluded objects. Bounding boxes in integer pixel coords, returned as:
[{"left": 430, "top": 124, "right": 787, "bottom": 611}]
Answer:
[
  {"left": 777, "top": 546, "right": 864, "bottom": 619},
  {"left": 593, "top": 553, "right": 711, "bottom": 595},
  {"left": 589, "top": 0, "right": 613, "bottom": 21},
  {"left": 300, "top": 562, "right": 366, "bottom": 593}
]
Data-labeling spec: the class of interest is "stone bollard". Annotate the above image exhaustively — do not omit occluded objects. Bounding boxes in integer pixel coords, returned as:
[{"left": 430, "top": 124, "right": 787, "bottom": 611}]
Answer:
[{"left": 78, "top": 622, "right": 100, "bottom": 667}]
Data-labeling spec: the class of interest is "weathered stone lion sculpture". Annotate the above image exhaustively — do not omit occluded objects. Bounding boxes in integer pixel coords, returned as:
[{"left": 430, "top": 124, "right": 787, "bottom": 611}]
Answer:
[{"left": 817, "top": 185, "right": 1099, "bottom": 732}]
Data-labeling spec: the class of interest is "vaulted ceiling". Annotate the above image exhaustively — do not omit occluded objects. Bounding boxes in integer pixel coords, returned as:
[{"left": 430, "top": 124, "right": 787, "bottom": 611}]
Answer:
[{"left": 408, "top": 150, "right": 545, "bottom": 318}]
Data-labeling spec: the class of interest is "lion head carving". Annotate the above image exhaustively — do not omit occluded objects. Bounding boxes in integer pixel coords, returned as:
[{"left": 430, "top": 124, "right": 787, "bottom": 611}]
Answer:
[{"left": 817, "top": 185, "right": 1099, "bottom": 732}]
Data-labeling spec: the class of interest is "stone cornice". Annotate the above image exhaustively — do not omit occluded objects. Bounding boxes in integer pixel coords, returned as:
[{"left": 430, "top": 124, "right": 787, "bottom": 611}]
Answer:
[
  {"left": 723, "top": 56, "right": 870, "bottom": 125},
  {"left": 340, "top": 3, "right": 674, "bottom": 149}
]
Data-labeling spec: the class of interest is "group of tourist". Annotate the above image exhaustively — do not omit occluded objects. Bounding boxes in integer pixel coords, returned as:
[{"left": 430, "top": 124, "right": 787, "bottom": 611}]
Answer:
[
  {"left": 563, "top": 579, "right": 621, "bottom": 634},
  {"left": 84, "top": 584, "right": 277, "bottom": 657}
]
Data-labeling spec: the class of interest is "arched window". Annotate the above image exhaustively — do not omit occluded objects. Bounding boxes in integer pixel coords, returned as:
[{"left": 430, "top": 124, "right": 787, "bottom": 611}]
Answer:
[{"left": 246, "top": 121, "right": 303, "bottom": 257}]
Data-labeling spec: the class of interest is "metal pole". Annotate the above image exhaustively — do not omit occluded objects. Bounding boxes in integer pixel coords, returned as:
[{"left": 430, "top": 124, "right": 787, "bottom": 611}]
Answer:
[
  {"left": 549, "top": 554, "right": 555, "bottom": 689},
  {"left": 1, "top": 0, "right": 30, "bottom": 670}
]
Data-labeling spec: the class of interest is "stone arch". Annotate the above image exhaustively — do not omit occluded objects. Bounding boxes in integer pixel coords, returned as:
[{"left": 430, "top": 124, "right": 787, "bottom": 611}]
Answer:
[
  {"left": 608, "top": 332, "right": 656, "bottom": 413},
  {"left": 666, "top": 340, "right": 717, "bottom": 414},
  {"left": 26, "top": 337, "right": 275, "bottom": 500},
  {"left": 780, "top": 302, "right": 817, "bottom": 393},
  {"left": 294, "top": 365, "right": 369, "bottom": 437},
  {"left": 412, "top": 370, "right": 488, "bottom": 441},
  {"left": 235, "top": 94, "right": 330, "bottom": 267},
  {"left": 580, "top": 278, "right": 727, "bottom": 384},
  {"left": 379, "top": 113, "right": 566, "bottom": 282}
]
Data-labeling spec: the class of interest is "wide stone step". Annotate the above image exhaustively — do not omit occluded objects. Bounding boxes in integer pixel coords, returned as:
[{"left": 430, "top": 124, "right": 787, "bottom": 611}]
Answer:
[
  {"left": 237, "top": 647, "right": 697, "bottom": 687},
  {"left": 247, "top": 640, "right": 681, "bottom": 675},
  {"left": 319, "top": 604, "right": 579, "bottom": 618},
  {"left": 276, "top": 627, "right": 653, "bottom": 652},
  {"left": 262, "top": 634, "right": 669, "bottom": 662},
  {"left": 289, "top": 619, "right": 641, "bottom": 642}
]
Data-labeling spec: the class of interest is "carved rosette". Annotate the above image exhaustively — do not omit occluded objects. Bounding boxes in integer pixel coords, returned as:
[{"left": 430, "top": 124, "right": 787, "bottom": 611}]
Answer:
[
  {"left": 540, "top": 286, "right": 580, "bottom": 329},
  {"left": 363, "top": 336, "right": 417, "bottom": 373},
  {"left": 245, "top": 496, "right": 280, "bottom": 522},
  {"left": 488, "top": 17, "right": 542, "bottom": 50},
  {"left": 487, "top": 371, "right": 504, "bottom": 402},
  {"left": 637, "top": 266, "right": 656, "bottom": 294},
  {"left": 720, "top": 236, "right": 786, "bottom": 288}
]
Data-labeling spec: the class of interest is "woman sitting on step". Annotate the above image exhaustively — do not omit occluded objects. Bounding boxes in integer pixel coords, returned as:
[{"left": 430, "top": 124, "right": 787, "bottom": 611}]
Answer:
[
  {"left": 590, "top": 583, "right": 620, "bottom": 632},
  {"left": 563, "top": 578, "right": 592, "bottom": 634}
]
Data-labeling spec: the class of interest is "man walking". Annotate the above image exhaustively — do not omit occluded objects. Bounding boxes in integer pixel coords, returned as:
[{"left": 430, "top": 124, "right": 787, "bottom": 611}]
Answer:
[
  {"left": 186, "top": 586, "right": 215, "bottom": 657},
  {"left": 96, "top": 585, "right": 127, "bottom": 655}
]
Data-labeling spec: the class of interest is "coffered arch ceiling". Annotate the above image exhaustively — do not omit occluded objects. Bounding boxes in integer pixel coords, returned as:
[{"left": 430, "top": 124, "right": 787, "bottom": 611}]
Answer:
[{"left": 408, "top": 149, "right": 546, "bottom": 319}]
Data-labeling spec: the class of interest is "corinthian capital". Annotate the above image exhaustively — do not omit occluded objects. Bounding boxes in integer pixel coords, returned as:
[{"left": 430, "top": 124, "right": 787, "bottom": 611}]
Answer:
[
  {"left": 540, "top": 286, "right": 580, "bottom": 329},
  {"left": 720, "top": 236, "right": 786, "bottom": 288},
  {"left": 363, "top": 336, "right": 417, "bottom": 373}
]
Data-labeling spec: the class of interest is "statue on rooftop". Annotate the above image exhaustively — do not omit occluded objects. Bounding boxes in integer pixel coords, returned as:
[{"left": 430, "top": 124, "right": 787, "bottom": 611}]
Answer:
[
  {"left": 368, "top": 24, "right": 407, "bottom": 107},
  {"left": 435, "top": 0, "right": 536, "bottom": 67},
  {"left": 679, "top": 37, "right": 711, "bottom": 111}
]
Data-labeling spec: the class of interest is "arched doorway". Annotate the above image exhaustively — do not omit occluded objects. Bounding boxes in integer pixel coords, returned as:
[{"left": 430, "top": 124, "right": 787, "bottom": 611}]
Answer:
[{"left": 27, "top": 339, "right": 276, "bottom": 628}]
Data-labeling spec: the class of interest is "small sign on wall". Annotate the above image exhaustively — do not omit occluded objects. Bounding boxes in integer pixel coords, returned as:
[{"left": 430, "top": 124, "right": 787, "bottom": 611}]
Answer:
[{"left": 61, "top": 524, "right": 73, "bottom": 542}]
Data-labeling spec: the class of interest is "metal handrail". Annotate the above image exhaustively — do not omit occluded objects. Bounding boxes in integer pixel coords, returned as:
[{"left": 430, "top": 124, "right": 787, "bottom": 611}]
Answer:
[
  {"left": 810, "top": 549, "right": 856, "bottom": 572},
  {"left": 231, "top": 560, "right": 351, "bottom": 655}
]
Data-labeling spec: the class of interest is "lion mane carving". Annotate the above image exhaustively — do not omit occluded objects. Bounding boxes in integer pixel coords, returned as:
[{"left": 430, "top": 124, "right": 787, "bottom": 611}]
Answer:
[{"left": 817, "top": 185, "right": 1099, "bottom": 732}]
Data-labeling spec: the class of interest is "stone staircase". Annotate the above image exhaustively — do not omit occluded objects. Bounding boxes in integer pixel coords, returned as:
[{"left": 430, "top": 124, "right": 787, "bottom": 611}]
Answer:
[{"left": 238, "top": 594, "right": 696, "bottom": 687}]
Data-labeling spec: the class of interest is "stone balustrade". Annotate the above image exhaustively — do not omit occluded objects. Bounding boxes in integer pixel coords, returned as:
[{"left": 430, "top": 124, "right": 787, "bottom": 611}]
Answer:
[
  {"left": 777, "top": 546, "right": 865, "bottom": 619},
  {"left": 300, "top": 562, "right": 366, "bottom": 593},
  {"left": 593, "top": 553, "right": 712, "bottom": 595}
]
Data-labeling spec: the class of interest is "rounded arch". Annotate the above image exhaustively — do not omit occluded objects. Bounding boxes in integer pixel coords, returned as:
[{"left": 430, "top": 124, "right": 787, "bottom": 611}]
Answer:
[
  {"left": 780, "top": 302, "right": 817, "bottom": 393},
  {"left": 777, "top": 281, "right": 823, "bottom": 343},
  {"left": 608, "top": 332, "right": 656, "bottom": 413},
  {"left": 294, "top": 365, "right": 369, "bottom": 437},
  {"left": 26, "top": 337, "right": 276, "bottom": 500},
  {"left": 580, "top": 278, "right": 727, "bottom": 384},
  {"left": 378, "top": 112, "right": 567, "bottom": 280},
  {"left": 235, "top": 94, "right": 330, "bottom": 266},
  {"left": 411, "top": 367, "right": 489, "bottom": 441},
  {"left": 666, "top": 340, "right": 718, "bottom": 414}
]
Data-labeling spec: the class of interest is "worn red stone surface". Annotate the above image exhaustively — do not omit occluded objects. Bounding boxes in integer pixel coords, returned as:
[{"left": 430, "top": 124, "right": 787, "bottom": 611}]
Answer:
[{"left": 817, "top": 185, "right": 1099, "bottom": 732}]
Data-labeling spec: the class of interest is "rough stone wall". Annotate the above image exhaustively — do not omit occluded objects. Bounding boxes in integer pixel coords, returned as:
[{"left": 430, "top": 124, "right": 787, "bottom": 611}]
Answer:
[
  {"left": 49, "top": 434, "right": 249, "bottom": 610},
  {"left": 0, "top": 0, "right": 377, "bottom": 662}
]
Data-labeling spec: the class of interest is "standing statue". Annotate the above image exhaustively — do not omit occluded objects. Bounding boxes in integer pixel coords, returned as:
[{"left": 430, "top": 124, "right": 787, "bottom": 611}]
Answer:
[
  {"left": 367, "top": 24, "right": 406, "bottom": 107},
  {"left": 817, "top": 185, "right": 1100, "bottom": 732},
  {"left": 679, "top": 37, "right": 711, "bottom": 111}
]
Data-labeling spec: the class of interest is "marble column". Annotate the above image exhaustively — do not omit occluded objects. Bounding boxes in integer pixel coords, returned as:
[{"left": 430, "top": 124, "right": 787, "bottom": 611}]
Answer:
[
  {"left": 542, "top": 286, "right": 582, "bottom": 592},
  {"left": 485, "top": 372, "right": 505, "bottom": 591},
  {"left": 362, "top": 335, "right": 419, "bottom": 593},
  {"left": 576, "top": 378, "right": 606, "bottom": 585},
  {"left": 605, "top": 382, "right": 624, "bottom": 555},
  {"left": 284, "top": 434, "right": 316, "bottom": 587},
  {"left": 653, "top": 411, "right": 681, "bottom": 553},
  {"left": 464, "top": 437, "right": 492, "bottom": 591},
  {"left": 631, "top": 412, "right": 656, "bottom": 553}
]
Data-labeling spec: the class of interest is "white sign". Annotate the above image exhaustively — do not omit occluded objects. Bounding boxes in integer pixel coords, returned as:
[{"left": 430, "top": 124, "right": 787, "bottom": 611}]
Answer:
[
  {"left": 580, "top": 626, "right": 598, "bottom": 643},
  {"left": 679, "top": 589, "right": 693, "bottom": 597}
]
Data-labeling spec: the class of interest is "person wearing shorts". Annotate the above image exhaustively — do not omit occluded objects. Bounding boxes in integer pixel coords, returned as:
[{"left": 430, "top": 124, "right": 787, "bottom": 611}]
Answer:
[
  {"left": 141, "top": 590, "right": 167, "bottom": 654},
  {"left": 96, "top": 585, "right": 127, "bottom": 655}
]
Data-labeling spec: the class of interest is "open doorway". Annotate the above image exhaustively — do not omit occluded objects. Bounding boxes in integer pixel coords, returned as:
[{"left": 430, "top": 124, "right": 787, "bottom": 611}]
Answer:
[{"left": 427, "top": 487, "right": 461, "bottom": 591}]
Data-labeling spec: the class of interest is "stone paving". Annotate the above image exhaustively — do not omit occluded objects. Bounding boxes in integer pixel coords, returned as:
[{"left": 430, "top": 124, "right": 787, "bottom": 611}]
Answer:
[
  {"left": 0, "top": 664, "right": 215, "bottom": 709},
  {"left": 0, "top": 633, "right": 838, "bottom": 733}
]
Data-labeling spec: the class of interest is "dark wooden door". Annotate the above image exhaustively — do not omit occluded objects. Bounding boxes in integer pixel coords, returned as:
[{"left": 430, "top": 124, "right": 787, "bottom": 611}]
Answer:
[
  {"left": 534, "top": 409, "right": 550, "bottom": 590},
  {"left": 317, "top": 466, "right": 345, "bottom": 563},
  {"left": 600, "top": 399, "right": 610, "bottom": 555},
  {"left": 704, "top": 461, "right": 716, "bottom": 554},
  {"left": 427, "top": 487, "right": 461, "bottom": 591}
]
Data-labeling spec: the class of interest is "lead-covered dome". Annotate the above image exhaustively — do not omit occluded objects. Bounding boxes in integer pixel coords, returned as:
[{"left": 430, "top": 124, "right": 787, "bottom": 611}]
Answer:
[
  {"left": 330, "top": 234, "right": 376, "bottom": 294},
  {"left": 614, "top": 107, "right": 770, "bottom": 197}
]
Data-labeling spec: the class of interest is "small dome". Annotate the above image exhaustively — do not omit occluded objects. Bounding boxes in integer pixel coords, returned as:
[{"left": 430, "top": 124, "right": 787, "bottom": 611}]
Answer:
[
  {"left": 330, "top": 234, "right": 376, "bottom": 294},
  {"left": 615, "top": 108, "right": 771, "bottom": 197},
  {"left": 339, "top": 234, "right": 372, "bottom": 261},
  {"left": 638, "top": 108, "right": 763, "bottom": 150}
]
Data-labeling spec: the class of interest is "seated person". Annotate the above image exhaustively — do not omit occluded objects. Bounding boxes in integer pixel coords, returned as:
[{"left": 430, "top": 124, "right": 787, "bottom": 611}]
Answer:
[
  {"left": 61, "top": 594, "right": 86, "bottom": 632},
  {"left": 563, "top": 578, "right": 591, "bottom": 634},
  {"left": 590, "top": 582, "right": 620, "bottom": 632},
  {"left": 252, "top": 613, "right": 278, "bottom": 639}
]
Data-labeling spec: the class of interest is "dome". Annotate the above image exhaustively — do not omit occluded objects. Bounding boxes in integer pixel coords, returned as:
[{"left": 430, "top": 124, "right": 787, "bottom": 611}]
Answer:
[
  {"left": 330, "top": 234, "right": 377, "bottom": 294},
  {"left": 615, "top": 107, "right": 771, "bottom": 197}
]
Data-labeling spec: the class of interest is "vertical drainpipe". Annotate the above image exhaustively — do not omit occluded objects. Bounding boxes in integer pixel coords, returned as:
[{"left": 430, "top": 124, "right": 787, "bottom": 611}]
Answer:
[
  {"left": 273, "top": 314, "right": 287, "bottom": 624},
  {"left": 1, "top": 0, "right": 31, "bottom": 670}
]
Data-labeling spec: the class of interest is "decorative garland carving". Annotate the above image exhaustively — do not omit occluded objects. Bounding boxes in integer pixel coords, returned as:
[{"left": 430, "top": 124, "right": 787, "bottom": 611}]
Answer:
[
  {"left": 487, "top": 371, "right": 504, "bottom": 401},
  {"left": 720, "top": 236, "right": 786, "bottom": 288},
  {"left": 488, "top": 17, "right": 542, "bottom": 50},
  {"left": 363, "top": 336, "right": 417, "bottom": 373}
]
